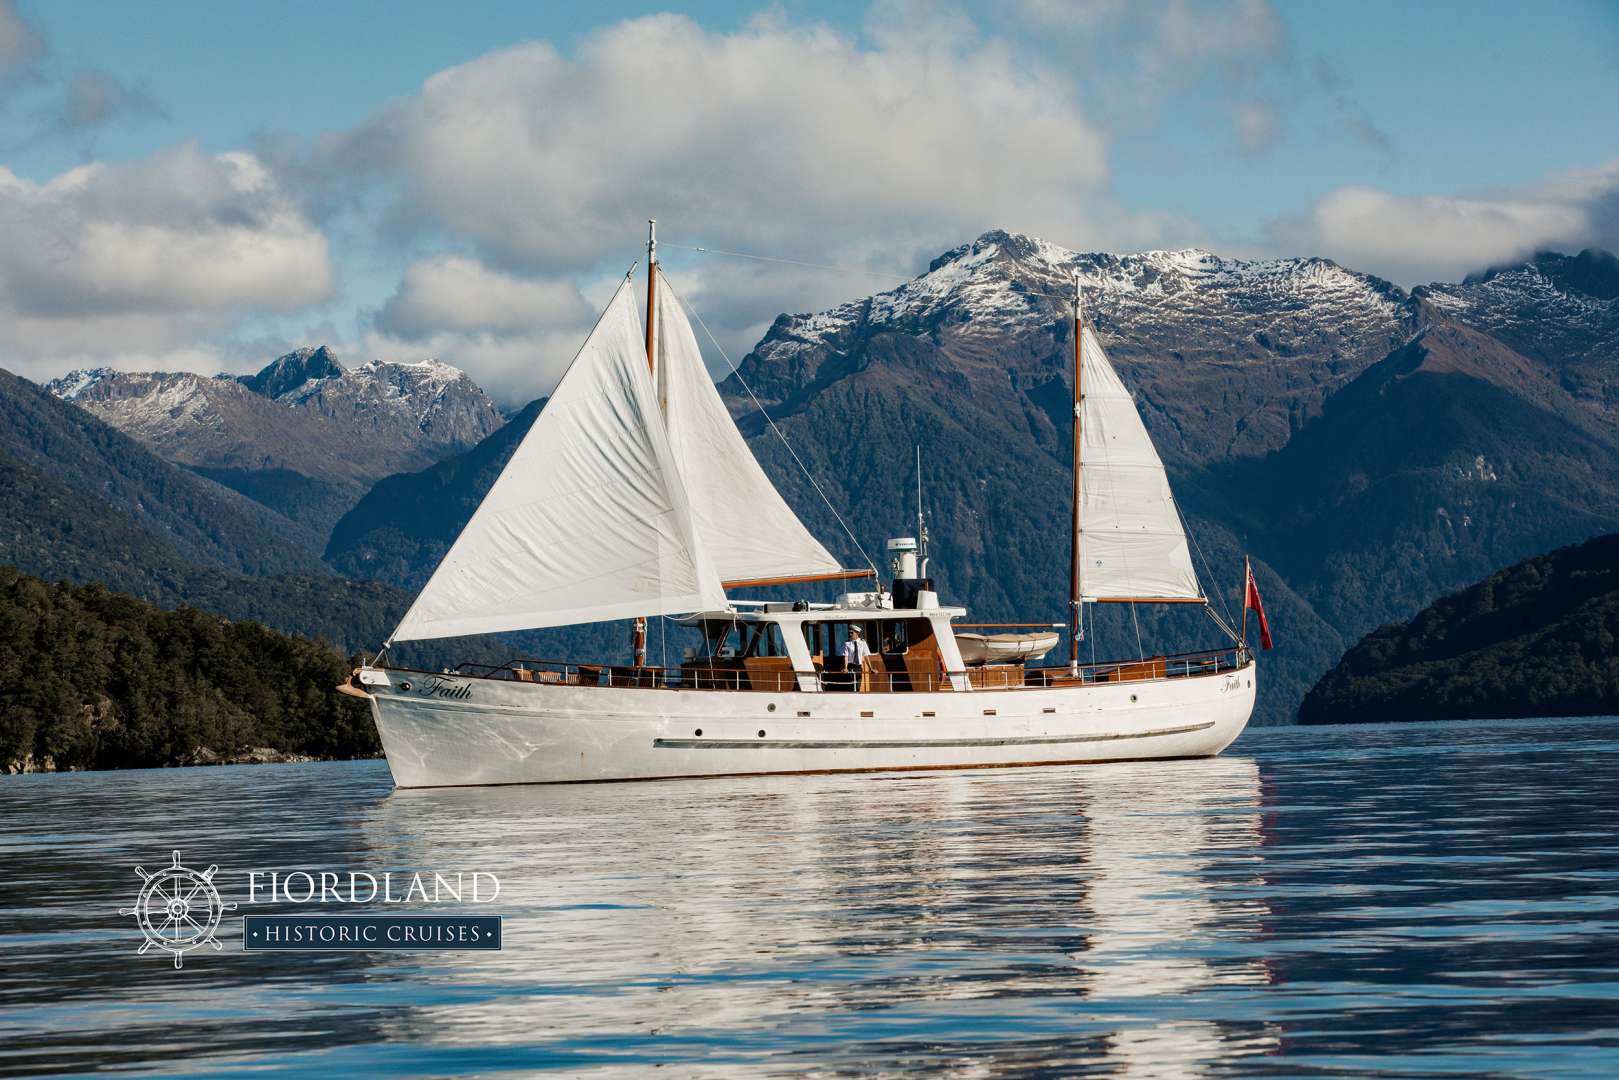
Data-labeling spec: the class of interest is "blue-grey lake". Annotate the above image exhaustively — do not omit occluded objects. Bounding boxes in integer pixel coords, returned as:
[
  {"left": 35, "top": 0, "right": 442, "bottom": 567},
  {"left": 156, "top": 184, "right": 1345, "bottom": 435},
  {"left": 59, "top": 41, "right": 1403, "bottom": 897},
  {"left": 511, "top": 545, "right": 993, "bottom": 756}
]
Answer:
[{"left": 2, "top": 716, "right": 1617, "bottom": 1077}]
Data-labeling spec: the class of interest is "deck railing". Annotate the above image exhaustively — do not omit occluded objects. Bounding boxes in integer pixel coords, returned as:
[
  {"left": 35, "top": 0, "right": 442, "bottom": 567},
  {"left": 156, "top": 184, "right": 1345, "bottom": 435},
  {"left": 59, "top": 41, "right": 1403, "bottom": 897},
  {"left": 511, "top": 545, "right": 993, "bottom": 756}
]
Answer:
[{"left": 438, "top": 646, "right": 1245, "bottom": 692}]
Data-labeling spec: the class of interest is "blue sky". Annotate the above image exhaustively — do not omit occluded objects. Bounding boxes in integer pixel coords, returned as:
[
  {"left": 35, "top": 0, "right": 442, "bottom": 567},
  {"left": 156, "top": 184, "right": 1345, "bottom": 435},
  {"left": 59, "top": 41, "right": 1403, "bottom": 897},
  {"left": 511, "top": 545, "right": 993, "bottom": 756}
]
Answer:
[{"left": 1, "top": 0, "right": 1616, "bottom": 400}]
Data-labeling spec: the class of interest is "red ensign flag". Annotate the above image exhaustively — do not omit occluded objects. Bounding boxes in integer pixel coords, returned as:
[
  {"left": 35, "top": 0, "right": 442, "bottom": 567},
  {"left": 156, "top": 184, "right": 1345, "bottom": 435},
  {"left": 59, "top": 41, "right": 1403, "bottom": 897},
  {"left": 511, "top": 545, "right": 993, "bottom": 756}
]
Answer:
[{"left": 1245, "top": 559, "right": 1274, "bottom": 650}]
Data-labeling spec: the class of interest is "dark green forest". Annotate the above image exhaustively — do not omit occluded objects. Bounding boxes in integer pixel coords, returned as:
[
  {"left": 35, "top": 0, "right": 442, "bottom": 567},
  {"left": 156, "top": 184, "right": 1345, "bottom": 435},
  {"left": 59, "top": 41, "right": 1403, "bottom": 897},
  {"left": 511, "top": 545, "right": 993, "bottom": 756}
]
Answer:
[
  {"left": 1300, "top": 533, "right": 1619, "bottom": 724},
  {"left": 0, "top": 566, "right": 377, "bottom": 773}
]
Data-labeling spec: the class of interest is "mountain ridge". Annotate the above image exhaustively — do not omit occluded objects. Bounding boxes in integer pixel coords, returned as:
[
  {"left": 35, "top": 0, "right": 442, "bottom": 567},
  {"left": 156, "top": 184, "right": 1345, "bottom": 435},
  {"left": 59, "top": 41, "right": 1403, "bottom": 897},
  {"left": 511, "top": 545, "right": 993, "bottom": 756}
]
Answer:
[
  {"left": 47, "top": 348, "right": 504, "bottom": 532},
  {"left": 318, "top": 233, "right": 1619, "bottom": 723},
  {"left": 733, "top": 230, "right": 1416, "bottom": 467},
  {"left": 0, "top": 367, "right": 329, "bottom": 575},
  {"left": 20, "top": 231, "right": 1619, "bottom": 726}
]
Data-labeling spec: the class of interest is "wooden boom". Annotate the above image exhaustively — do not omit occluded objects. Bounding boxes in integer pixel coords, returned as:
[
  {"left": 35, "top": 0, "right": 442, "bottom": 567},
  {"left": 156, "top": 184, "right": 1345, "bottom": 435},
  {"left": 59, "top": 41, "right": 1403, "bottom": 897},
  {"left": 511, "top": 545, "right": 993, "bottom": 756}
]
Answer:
[
  {"left": 1093, "top": 597, "right": 1208, "bottom": 605},
  {"left": 722, "top": 568, "right": 876, "bottom": 590}
]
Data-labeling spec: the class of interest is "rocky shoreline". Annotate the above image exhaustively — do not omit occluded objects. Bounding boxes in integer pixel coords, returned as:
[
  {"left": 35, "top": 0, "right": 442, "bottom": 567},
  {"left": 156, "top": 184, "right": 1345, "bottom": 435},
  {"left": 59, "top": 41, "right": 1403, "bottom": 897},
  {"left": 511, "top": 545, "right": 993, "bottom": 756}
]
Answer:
[{"left": 4, "top": 747, "right": 384, "bottom": 774}]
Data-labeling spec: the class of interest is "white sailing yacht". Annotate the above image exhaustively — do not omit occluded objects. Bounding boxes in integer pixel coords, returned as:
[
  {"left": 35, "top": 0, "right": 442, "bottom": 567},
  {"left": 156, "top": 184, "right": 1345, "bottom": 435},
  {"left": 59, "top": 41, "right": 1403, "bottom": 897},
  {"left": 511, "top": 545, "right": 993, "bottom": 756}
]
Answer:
[{"left": 346, "top": 225, "right": 1257, "bottom": 787}]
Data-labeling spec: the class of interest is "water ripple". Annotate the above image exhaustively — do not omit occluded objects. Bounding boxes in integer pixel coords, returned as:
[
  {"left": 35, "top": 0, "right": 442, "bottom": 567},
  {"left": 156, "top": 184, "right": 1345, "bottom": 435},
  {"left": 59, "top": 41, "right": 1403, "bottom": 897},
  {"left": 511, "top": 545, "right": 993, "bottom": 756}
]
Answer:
[{"left": 0, "top": 716, "right": 1615, "bottom": 1076}]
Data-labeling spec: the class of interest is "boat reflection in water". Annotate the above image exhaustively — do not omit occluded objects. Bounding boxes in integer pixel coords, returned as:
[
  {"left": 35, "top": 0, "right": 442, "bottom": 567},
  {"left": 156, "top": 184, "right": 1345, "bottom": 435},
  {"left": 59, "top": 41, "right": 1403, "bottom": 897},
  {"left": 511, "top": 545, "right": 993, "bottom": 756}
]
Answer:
[
  {"left": 1073, "top": 758, "right": 1280, "bottom": 1075},
  {"left": 359, "top": 755, "right": 1274, "bottom": 1073}
]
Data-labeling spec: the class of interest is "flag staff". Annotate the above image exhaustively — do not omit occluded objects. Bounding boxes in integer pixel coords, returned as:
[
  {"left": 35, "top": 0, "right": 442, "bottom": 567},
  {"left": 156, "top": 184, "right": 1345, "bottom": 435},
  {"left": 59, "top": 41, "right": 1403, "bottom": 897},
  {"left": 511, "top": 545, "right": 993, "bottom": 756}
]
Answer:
[{"left": 1241, "top": 556, "right": 1250, "bottom": 647}]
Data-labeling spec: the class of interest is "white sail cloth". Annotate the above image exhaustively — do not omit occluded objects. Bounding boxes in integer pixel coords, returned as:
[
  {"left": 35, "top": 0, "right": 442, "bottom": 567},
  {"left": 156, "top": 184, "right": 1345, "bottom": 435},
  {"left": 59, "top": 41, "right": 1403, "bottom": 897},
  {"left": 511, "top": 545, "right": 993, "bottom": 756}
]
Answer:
[
  {"left": 1078, "top": 325, "right": 1203, "bottom": 602},
  {"left": 655, "top": 270, "right": 843, "bottom": 584},
  {"left": 389, "top": 277, "right": 726, "bottom": 642}
]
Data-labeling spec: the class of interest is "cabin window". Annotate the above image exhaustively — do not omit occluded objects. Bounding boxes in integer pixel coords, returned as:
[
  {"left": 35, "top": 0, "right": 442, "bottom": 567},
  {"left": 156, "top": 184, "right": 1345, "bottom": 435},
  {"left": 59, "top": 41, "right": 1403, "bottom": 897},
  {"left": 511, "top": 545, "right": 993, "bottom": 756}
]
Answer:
[
  {"left": 698, "top": 619, "right": 740, "bottom": 659},
  {"left": 802, "top": 622, "right": 826, "bottom": 660},
  {"left": 740, "top": 621, "right": 786, "bottom": 658}
]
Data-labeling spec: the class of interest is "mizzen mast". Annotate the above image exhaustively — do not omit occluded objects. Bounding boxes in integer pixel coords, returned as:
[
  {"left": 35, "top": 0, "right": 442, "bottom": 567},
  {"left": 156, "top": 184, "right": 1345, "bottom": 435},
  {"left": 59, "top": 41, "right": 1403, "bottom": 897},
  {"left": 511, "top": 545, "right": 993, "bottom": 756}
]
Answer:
[
  {"left": 1069, "top": 271, "right": 1083, "bottom": 677},
  {"left": 632, "top": 218, "right": 657, "bottom": 668}
]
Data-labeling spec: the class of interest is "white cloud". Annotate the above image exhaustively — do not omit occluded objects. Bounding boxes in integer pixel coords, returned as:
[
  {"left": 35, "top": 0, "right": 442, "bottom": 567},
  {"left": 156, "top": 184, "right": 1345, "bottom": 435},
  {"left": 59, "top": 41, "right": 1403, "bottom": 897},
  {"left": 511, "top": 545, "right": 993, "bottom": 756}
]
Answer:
[
  {"left": 1015, "top": 0, "right": 1131, "bottom": 31},
  {"left": 360, "top": 323, "right": 602, "bottom": 407},
  {"left": 364, "top": 255, "right": 603, "bottom": 400},
  {"left": 375, "top": 255, "right": 592, "bottom": 340},
  {"left": 1264, "top": 160, "right": 1619, "bottom": 285},
  {"left": 0, "top": 0, "right": 43, "bottom": 70},
  {"left": 54, "top": 69, "right": 165, "bottom": 131},
  {"left": 0, "top": 143, "right": 333, "bottom": 381},
  {"left": 1232, "top": 101, "right": 1282, "bottom": 157},
  {"left": 1150, "top": 0, "right": 1282, "bottom": 65},
  {"left": 368, "top": 252, "right": 917, "bottom": 404},
  {"left": 1016, "top": 0, "right": 1284, "bottom": 94},
  {"left": 278, "top": 8, "right": 1177, "bottom": 400},
  {"left": 333, "top": 13, "right": 1111, "bottom": 274}
]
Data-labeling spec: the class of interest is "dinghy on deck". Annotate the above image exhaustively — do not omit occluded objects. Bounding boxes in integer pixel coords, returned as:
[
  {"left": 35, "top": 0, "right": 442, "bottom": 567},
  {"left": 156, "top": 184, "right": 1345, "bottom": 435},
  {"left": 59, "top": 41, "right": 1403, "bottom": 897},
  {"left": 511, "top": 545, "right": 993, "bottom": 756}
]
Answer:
[{"left": 955, "top": 631, "right": 1061, "bottom": 666}]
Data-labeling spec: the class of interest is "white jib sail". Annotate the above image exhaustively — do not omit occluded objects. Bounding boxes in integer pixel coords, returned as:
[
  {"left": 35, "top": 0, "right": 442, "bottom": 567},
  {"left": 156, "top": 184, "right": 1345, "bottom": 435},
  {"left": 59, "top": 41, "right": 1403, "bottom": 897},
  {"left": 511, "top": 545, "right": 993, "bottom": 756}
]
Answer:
[
  {"left": 1078, "top": 325, "right": 1203, "bottom": 601},
  {"left": 389, "top": 276, "right": 726, "bottom": 642},
  {"left": 655, "top": 270, "right": 843, "bottom": 584}
]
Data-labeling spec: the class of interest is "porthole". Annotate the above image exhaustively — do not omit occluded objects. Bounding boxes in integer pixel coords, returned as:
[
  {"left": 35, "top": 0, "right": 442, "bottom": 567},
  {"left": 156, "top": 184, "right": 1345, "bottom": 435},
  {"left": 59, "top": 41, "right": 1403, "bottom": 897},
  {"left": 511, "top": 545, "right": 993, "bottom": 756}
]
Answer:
[
  {"left": 400, "top": 681, "right": 412, "bottom": 692},
  {"left": 767, "top": 703, "right": 776, "bottom": 712},
  {"left": 1248, "top": 680, "right": 1253, "bottom": 688},
  {"left": 1130, "top": 694, "right": 1138, "bottom": 702},
  {"left": 694, "top": 729, "right": 703, "bottom": 737},
  {"left": 758, "top": 729, "right": 766, "bottom": 738}
]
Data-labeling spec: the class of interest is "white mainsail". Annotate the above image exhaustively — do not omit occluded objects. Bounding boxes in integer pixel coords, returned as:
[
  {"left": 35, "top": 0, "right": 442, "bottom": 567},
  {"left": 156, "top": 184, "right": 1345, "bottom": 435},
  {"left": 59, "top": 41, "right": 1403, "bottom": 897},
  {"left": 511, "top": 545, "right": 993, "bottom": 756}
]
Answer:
[
  {"left": 655, "top": 270, "right": 844, "bottom": 584},
  {"left": 1078, "top": 325, "right": 1203, "bottom": 602},
  {"left": 388, "top": 276, "right": 726, "bottom": 642}
]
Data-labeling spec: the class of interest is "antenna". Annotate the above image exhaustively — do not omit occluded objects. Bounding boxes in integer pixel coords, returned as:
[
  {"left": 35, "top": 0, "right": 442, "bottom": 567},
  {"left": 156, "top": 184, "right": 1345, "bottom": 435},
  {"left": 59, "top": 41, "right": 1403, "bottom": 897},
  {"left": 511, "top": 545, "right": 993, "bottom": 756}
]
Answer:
[{"left": 915, "top": 444, "right": 928, "bottom": 572}]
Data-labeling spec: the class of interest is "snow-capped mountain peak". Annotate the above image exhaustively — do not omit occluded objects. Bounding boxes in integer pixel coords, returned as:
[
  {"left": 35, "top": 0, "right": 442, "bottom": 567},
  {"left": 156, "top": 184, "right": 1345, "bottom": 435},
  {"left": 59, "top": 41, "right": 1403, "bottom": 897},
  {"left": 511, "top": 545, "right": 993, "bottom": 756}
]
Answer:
[
  {"left": 47, "top": 368, "right": 118, "bottom": 401},
  {"left": 738, "top": 229, "right": 1417, "bottom": 463},
  {"left": 239, "top": 345, "right": 347, "bottom": 403},
  {"left": 44, "top": 348, "right": 505, "bottom": 490},
  {"left": 1413, "top": 249, "right": 1619, "bottom": 413}
]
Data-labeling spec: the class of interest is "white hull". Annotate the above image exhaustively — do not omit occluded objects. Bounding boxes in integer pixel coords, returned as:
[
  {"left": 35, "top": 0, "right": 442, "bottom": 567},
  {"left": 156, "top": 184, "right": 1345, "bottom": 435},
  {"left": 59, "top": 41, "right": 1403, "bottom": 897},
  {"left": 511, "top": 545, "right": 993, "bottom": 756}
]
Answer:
[{"left": 363, "top": 660, "right": 1256, "bottom": 787}]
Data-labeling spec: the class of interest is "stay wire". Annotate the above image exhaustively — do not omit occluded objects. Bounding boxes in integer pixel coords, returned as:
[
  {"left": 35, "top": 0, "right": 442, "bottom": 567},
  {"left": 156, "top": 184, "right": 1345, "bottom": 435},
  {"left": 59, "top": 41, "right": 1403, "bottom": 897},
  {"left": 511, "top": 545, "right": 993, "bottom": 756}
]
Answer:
[{"left": 1177, "top": 499, "right": 1240, "bottom": 643}]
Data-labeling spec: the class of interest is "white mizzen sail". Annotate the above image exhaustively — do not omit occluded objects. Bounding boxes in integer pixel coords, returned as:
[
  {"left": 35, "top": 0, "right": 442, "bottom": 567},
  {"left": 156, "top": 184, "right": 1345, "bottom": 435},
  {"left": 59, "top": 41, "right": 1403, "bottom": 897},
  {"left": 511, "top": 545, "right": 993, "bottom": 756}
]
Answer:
[
  {"left": 1078, "top": 325, "right": 1203, "bottom": 602},
  {"left": 389, "top": 276, "right": 725, "bottom": 642},
  {"left": 655, "top": 270, "right": 843, "bottom": 584}
]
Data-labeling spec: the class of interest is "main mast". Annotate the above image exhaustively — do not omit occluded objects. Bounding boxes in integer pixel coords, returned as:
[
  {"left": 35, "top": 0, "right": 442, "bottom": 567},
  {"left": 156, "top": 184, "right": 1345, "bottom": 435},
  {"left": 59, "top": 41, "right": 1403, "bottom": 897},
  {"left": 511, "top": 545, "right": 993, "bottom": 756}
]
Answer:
[
  {"left": 632, "top": 218, "right": 657, "bottom": 668},
  {"left": 1069, "top": 271, "right": 1083, "bottom": 676}
]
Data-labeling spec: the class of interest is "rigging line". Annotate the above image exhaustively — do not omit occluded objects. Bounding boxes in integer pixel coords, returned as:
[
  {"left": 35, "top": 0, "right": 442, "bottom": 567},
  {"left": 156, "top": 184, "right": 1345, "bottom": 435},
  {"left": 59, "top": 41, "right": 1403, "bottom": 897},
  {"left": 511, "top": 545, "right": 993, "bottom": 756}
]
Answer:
[
  {"left": 1204, "top": 603, "right": 1239, "bottom": 643},
  {"left": 671, "top": 281, "right": 879, "bottom": 576},
  {"left": 658, "top": 242, "right": 905, "bottom": 283},
  {"left": 1179, "top": 499, "right": 1235, "bottom": 627}
]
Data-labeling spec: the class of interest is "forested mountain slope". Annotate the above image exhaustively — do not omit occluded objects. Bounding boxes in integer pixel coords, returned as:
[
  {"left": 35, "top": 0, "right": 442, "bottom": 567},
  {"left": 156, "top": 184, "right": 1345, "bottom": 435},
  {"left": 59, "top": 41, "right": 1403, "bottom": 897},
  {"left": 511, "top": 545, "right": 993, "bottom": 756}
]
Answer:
[
  {"left": 1300, "top": 533, "right": 1619, "bottom": 724},
  {"left": 0, "top": 567, "right": 377, "bottom": 773},
  {"left": 0, "top": 368, "right": 327, "bottom": 575}
]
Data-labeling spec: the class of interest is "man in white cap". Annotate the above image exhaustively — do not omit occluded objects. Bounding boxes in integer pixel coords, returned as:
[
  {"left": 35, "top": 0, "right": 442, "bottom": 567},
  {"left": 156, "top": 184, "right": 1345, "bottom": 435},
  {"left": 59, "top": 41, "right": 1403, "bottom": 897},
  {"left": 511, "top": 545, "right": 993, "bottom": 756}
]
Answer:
[{"left": 842, "top": 626, "right": 872, "bottom": 690}]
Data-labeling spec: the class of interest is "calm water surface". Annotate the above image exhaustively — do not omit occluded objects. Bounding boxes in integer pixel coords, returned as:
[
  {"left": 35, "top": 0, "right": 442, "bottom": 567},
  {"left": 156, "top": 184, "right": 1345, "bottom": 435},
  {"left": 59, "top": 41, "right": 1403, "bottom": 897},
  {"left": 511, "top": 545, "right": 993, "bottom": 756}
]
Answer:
[{"left": 2, "top": 717, "right": 1617, "bottom": 1077}]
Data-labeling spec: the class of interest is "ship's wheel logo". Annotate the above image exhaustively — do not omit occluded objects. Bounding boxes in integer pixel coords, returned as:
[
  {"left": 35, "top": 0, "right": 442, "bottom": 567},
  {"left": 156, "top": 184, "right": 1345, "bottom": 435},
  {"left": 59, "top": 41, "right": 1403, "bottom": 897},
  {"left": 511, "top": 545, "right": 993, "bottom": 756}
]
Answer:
[{"left": 119, "top": 850, "right": 236, "bottom": 969}]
